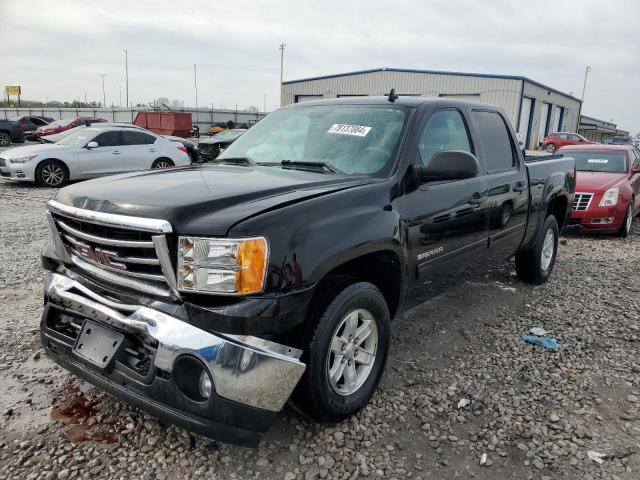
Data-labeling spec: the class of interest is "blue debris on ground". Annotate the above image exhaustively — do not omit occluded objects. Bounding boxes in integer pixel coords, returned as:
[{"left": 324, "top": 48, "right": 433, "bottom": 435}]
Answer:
[{"left": 521, "top": 334, "right": 560, "bottom": 351}]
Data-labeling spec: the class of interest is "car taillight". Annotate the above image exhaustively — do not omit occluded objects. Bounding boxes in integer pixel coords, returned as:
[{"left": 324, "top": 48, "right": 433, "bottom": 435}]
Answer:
[
  {"left": 17, "top": 122, "right": 23, "bottom": 132},
  {"left": 177, "top": 145, "right": 188, "bottom": 153}
]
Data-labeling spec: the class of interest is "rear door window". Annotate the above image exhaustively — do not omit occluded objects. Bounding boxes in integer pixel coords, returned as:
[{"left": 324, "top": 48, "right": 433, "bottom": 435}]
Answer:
[
  {"left": 122, "top": 131, "right": 156, "bottom": 145},
  {"left": 471, "top": 111, "right": 516, "bottom": 173}
]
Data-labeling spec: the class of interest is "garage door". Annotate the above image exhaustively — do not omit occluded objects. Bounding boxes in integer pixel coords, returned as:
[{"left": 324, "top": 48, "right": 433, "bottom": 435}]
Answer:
[
  {"left": 518, "top": 97, "right": 534, "bottom": 149},
  {"left": 295, "top": 95, "right": 323, "bottom": 103}
]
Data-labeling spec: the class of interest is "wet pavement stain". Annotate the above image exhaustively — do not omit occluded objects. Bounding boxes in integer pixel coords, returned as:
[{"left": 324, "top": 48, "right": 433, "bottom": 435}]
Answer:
[{"left": 50, "top": 383, "right": 118, "bottom": 443}]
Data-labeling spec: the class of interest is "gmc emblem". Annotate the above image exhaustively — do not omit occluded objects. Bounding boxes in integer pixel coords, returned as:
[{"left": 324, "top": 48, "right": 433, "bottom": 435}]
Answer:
[{"left": 75, "top": 241, "right": 127, "bottom": 270}]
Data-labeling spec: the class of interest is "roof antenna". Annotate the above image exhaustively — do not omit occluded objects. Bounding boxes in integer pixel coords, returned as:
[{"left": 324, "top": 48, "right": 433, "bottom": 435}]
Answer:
[{"left": 387, "top": 88, "right": 399, "bottom": 102}]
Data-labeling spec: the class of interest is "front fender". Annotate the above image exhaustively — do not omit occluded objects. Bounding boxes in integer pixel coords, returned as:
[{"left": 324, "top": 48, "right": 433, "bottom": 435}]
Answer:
[{"left": 228, "top": 182, "right": 407, "bottom": 294}]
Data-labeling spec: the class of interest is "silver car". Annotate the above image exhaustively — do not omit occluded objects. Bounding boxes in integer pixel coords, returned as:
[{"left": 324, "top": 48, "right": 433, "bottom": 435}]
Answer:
[{"left": 0, "top": 126, "right": 191, "bottom": 187}]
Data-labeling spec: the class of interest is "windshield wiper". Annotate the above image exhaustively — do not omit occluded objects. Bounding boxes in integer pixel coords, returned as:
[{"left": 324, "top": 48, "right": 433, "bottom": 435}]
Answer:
[
  {"left": 212, "top": 157, "right": 256, "bottom": 166},
  {"left": 280, "top": 160, "right": 344, "bottom": 174}
]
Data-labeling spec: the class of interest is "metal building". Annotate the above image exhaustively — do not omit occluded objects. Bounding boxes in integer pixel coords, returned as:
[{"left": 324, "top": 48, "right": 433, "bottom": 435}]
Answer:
[
  {"left": 282, "top": 67, "right": 582, "bottom": 149},
  {"left": 579, "top": 115, "right": 629, "bottom": 143}
]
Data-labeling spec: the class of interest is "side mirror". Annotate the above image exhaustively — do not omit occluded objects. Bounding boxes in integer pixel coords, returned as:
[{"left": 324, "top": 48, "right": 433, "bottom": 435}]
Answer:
[
  {"left": 86, "top": 141, "right": 98, "bottom": 149},
  {"left": 414, "top": 150, "right": 479, "bottom": 183}
]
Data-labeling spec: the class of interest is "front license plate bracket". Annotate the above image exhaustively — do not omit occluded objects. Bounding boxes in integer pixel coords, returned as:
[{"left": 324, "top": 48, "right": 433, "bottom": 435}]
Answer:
[{"left": 73, "top": 320, "right": 124, "bottom": 369}]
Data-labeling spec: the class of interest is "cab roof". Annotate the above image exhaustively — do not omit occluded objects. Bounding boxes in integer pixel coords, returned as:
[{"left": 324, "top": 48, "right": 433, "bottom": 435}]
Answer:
[{"left": 283, "top": 95, "right": 492, "bottom": 111}]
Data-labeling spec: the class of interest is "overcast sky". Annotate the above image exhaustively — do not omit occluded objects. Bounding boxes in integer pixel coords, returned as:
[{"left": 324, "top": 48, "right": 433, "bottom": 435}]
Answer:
[{"left": 1, "top": 0, "right": 639, "bottom": 132}]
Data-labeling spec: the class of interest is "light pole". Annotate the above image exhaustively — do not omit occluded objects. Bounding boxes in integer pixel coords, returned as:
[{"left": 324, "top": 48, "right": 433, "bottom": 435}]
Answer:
[
  {"left": 194, "top": 64, "right": 198, "bottom": 109},
  {"left": 119, "top": 86, "right": 122, "bottom": 107},
  {"left": 279, "top": 43, "right": 286, "bottom": 107},
  {"left": 123, "top": 49, "right": 129, "bottom": 108},
  {"left": 99, "top": 74, "right": 107, "bottom": 107},
  {"left": 577, "top": 65, "right": 591, "bottom": 132}
]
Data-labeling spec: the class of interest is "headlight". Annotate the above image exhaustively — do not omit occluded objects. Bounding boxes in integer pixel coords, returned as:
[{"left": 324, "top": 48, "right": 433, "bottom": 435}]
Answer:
[
  {"left": 9, "top": 154, "right": 38, "bottom": 164},
  {"left": 599, "top": 187, "right": 619, "bottom": 207},
  {"left": 177, "top": 236, "right": 268, "bottom": 294}
]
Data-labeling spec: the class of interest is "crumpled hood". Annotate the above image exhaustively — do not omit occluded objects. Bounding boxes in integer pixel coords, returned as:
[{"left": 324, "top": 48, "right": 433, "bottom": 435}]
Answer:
[
  {"left": 575, "top": 171, "right": 628, "bottom": 192},
  {"left": 54, "top": 165, "right": 370, "bottom": 235}
]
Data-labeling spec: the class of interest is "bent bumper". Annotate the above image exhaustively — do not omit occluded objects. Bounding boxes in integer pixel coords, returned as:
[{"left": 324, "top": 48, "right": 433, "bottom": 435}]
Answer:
[{"left": 41, "top": 272, "right": 306, "bottom": 446}]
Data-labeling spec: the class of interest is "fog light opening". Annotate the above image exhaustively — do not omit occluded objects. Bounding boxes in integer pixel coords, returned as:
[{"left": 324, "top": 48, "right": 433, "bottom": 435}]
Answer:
[
  {"left": 198, "top": 370, "right": 212, "bottom": 399},
  {"left": 173, "top": 355, "right": 213, "bottom": 402}
]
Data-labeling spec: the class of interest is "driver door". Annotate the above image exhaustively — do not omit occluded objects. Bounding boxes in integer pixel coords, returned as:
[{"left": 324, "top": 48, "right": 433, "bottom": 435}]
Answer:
[
  {"left": 402, "top": 108, "right": 490, "bottom": 278},
  {"left": 76, "top": 131, "right": 125, "bottom": 177}
]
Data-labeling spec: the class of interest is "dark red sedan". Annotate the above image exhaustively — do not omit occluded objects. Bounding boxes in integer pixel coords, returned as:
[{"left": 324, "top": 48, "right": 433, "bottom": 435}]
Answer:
[
  {"left": 562, "top": 144, "right": 640, "bottom": 236},
  {"left": 543, "top": 132, "right": 595, "bottom": 153},
  {"left": 35, "top": 116, "right": 107, "bottom": 137}
]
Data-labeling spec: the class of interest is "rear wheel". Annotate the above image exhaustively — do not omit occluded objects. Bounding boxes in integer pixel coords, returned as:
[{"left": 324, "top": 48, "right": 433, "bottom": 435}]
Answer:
[
  {"left": 545, "top": 143, "right": 557, "bottom": 153},
  {"left": 0, "top": 132, "right": 10, "bottom": 146},
  {"left": 35, "top": 160, "right": 68, "bottom": 187},
  {"left": 291, "top": 281, "right": 390, "bottom": 422},
  {"left": 515, "top": 215, "right": 559, "bottom": 284},
  {"left": 151, "top": 158, "right": 174, "bottom": 169},
  {"left": 618, "top": 203, "right": 633, "bottom": 237}
]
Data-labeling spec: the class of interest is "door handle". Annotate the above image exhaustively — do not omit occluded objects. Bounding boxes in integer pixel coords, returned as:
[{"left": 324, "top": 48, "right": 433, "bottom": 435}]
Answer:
[
  {"left": 112, "top": 151, "right": 121, "bottom": 155},
  {"left": 468, "top": 193, "right": 487, "bottom": 205},
  {"left": 149, "top": 148, "right": 157, "bottom": 153}
]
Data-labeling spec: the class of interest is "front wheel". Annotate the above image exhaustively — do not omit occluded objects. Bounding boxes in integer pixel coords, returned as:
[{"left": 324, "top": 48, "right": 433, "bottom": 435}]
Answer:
[
  {"left": 35, "top": 160, "right": 68, "bottom": 187},
  {"left": 291, "top": 281, "right": 390, "bottom": 422},
  {"left": 151, "top": 158, "right": 175, "bottom": 169},
  {"left": 618, "top": 203, "right": 634, "bottom": 237},
  {"left": 545, "top": 143, "right": 557, "bottom": 153},
  {"left": 515, "top": 215, "right": 559, "bottom": 284},
  {"left": 0, "top": 132, "right": 10, "bottom": 146}
]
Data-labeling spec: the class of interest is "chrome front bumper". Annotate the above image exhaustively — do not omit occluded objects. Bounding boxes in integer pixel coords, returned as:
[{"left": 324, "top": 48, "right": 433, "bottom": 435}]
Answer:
[{"left": 44, "top": 272, "right": 305, "bottom": 412}]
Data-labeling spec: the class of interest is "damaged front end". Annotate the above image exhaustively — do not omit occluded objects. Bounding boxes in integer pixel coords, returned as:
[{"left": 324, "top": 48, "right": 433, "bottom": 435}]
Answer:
[{"left": 40, "top": 201, "right": 306, "bottom": 447}]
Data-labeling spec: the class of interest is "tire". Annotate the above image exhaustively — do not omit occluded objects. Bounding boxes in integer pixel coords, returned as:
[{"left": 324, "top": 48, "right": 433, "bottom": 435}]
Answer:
[
  {"left": 496, "top": 203, "right": 513, "bottom": 229},
  {"left": 545, "top": 143, "right": 556, "bottom": 153},
  {"left": 35, "top": 160, "right": 68, "bottom": 188},
  {"left": 291, "top": 281, "right": 391, "bottom": 422},
  {"left": 0, "top": 132, "right": 10, "bottom": 147},
  {"left": 618, "top": 202, "right": 633, "bottom": 237},
  {"left": 515, "top": 215, "right": 559, "bottom": 284},
  {"left": 151, "top": 158, "right": 174, "bottom": 169}
]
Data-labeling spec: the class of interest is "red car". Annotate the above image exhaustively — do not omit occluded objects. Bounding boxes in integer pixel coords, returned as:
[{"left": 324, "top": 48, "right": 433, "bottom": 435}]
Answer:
[
  {"left": 35, "top": 116, "right": 107, "bottom": 137},
  {"left": 562, "top": 144, "right": 640, "bottom": 236},
  {"left": 543, "top": 132, "right": 595, "bottom": 153}
]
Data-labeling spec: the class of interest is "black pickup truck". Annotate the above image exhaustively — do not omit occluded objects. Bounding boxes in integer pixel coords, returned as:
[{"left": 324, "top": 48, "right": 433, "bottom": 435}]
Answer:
[
  {"left": 40, "top": 96, "right": 575, "bottom": 446},
  {"left": 0, "top": 117, "right": 24, "bottom": 146}
]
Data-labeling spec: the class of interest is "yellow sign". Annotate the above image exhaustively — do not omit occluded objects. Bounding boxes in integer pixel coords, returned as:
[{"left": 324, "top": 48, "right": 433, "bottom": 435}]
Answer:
[{"left": 5, "top": 86, "right": 21, "bottom": 96}]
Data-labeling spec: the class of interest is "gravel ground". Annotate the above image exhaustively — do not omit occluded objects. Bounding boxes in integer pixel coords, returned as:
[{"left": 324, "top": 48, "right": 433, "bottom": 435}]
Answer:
[{"left": 0, "top": 171, "right": 639, "bottom": 480}]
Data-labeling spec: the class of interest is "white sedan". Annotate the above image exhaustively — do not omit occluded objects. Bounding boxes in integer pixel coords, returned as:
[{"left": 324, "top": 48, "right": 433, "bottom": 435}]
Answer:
[{"left": 0, "top": 125, "right": 191, "bottom": 187}]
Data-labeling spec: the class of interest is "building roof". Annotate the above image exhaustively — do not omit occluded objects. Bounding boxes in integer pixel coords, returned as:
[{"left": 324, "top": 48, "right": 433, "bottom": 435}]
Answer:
[
  {"left": 283, "top": 67, "right": 582, "bottom": 102},
  {"left": 559, "top": 144, "right": 632, "bottom": 152}
]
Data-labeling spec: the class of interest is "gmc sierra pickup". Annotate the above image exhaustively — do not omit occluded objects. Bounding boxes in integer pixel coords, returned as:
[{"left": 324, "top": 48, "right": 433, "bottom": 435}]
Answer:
[{"left": 40, "top": 96, "right": 575, "bottom": 446}]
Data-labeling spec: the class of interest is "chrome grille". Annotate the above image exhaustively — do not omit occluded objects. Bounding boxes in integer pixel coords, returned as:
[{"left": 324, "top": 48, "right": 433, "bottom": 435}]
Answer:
[
  {"left": 52, "top": 214, "right": 164, "bottom": 281},
  {"left": 573, "top": 192, "right": 593, "bottom": 211},
  {"left": 0, "top": 158, "right": 6, "bottom": 167},
  {"left": 46, "top": 201, "right": 177, "bottom": 297}
]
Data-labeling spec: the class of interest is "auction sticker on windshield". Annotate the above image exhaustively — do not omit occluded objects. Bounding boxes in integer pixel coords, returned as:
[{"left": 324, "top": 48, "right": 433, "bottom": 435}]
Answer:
[
  {"left": 327, "top": 124, "right": 372, "bottom": 137},
  {"left": 588, "top": 159, "right": 608, "bottom": 164}
]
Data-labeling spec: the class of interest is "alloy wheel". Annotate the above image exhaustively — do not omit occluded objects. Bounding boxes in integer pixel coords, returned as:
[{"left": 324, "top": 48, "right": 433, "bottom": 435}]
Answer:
[
  {"left": 41, "top": 163, "right": 64, "bottom": 186},
  {"left": 326, "top": 309, "right": 378, "bottom": 396},
  {"left": 153, "top": 160, "right": 172, "bottom": 169},
  {"left": 540, "top": 228, "right": 555, "bottom": 272}
]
